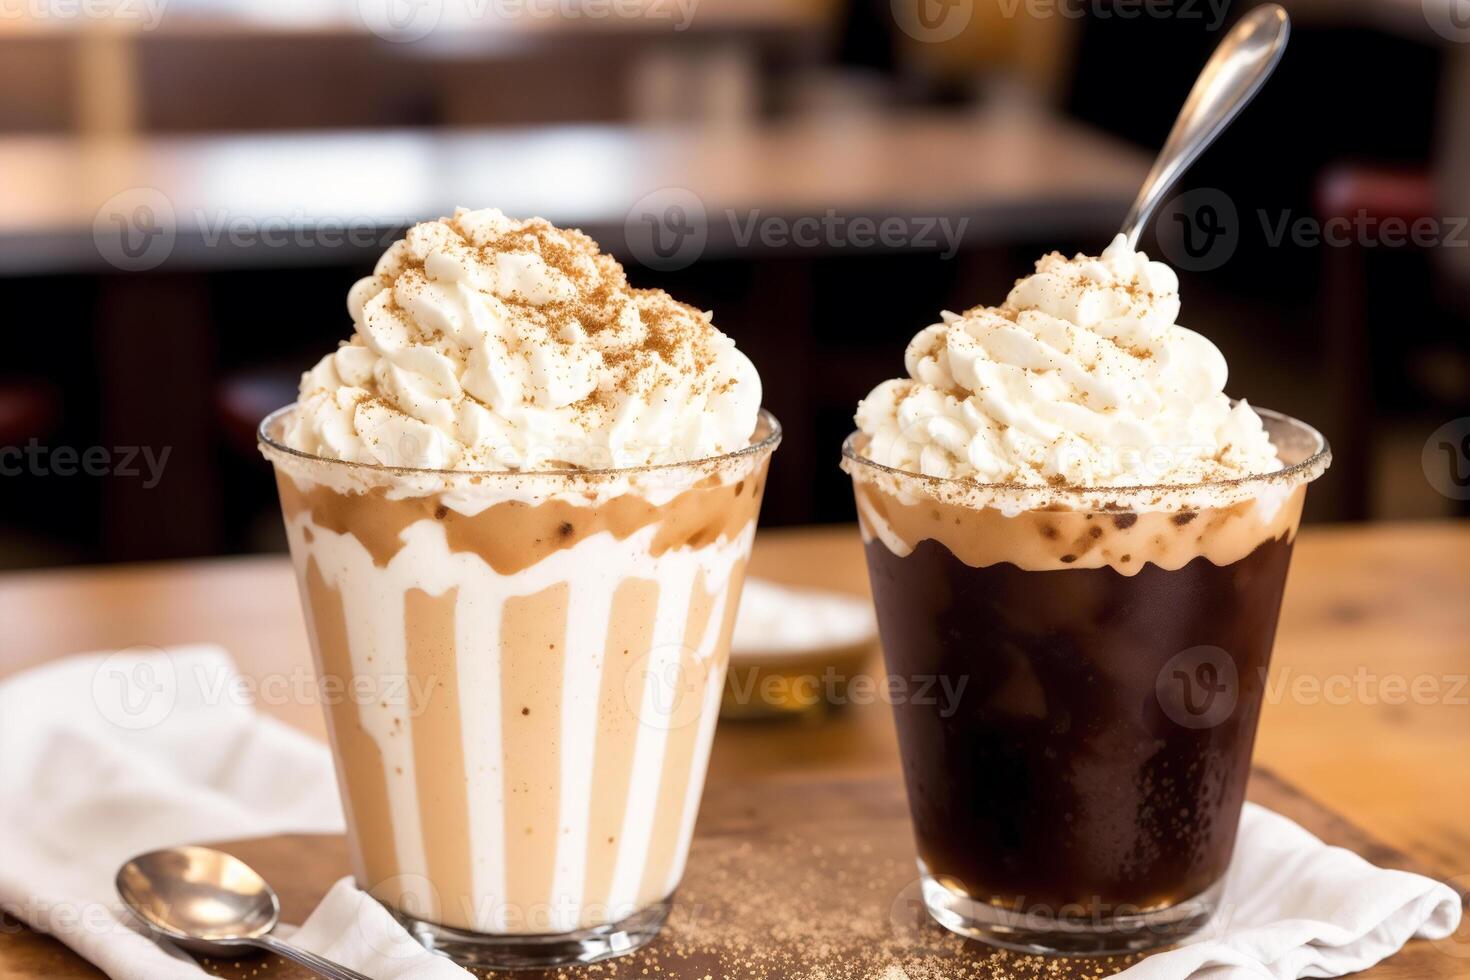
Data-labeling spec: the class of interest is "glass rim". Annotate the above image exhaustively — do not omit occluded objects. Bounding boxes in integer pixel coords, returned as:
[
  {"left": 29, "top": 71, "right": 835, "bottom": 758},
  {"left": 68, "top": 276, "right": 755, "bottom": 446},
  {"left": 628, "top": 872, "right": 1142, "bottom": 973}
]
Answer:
[
  {"left": 258, "top": 404, "right": 782, "bottom": 479},
  {"left": 841, "top": 405, "right": 1330, "bottom": 500}
]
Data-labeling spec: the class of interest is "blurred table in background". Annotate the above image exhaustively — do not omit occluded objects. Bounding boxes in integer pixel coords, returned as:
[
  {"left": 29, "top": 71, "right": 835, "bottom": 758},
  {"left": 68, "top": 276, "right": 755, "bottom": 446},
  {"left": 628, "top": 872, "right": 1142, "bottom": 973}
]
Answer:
[
  {"left": 0, "top": 109, "right": 1146, "bottom": 272},
  {"left": 0, "top": 0, "right": 837, "bottom": 134}
]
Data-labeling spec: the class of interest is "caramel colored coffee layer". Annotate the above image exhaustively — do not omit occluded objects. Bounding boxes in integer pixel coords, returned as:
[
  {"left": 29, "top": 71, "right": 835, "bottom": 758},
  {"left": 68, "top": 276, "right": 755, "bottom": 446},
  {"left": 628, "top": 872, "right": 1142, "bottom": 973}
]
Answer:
[
  {"left": 303, "top": 561, "right": 401, "bottom": 903},
  {"left": 635, "top": 560, "right": 746, "bottom": 909},
  {"left": 404, "top": 587, "right": 473, "bottom": 928},
  {"left": 276, "top": 464, "right": 768, "bottom": 575},
  {"left": 854, "top": 477, "right": 1306, "bottom": 574},
  {"left": 500, "top": 583, "right": 570, "bottom": 933},
  {"left": 582, "top": 577, "right": 661, "bottom": 921},
  {"left": 636, "top": 571, "right": 719, "bottom": 909}
]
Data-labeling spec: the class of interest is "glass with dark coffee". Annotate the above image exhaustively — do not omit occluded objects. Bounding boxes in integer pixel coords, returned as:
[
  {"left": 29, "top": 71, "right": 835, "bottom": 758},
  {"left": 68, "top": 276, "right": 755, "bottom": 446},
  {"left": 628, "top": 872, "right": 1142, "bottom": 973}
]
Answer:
[{"left": 844, "top": 237, "right": 1330, "bottom": 954}]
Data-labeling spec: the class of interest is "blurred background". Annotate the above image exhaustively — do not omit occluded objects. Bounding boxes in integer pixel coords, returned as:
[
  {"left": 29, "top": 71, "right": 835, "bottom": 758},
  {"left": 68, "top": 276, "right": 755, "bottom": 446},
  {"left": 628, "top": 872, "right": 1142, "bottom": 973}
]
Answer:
[{"left": 1, "top": 0, "right": 1468, "bottom": 568}]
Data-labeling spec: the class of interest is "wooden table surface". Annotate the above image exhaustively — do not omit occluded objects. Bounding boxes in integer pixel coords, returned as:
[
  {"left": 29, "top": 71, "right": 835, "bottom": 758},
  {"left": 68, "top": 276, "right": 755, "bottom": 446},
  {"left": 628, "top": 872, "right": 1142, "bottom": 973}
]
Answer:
[{"left": 2, "top": 521, "right": 1468, "bottom": 976}]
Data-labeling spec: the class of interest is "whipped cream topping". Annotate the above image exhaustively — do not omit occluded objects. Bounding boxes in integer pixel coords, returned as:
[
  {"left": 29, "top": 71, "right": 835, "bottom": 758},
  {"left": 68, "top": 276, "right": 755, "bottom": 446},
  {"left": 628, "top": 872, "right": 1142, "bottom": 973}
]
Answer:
[
  {"left": 855, "top": 234, "right": 1280, "bottom": 487},
  {"left": 283, "top": 208, "right": 761, "bottom": 472}
]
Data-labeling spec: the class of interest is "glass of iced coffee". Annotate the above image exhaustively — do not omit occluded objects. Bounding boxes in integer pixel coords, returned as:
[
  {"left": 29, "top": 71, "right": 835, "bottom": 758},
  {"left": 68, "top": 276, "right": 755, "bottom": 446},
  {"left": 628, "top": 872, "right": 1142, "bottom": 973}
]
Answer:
[
  {"left": 843, "top": 237, "right": 1329, "bottom": 954},
  {"left": 259, "top": 209, "right": 777, "bottom": 968}
]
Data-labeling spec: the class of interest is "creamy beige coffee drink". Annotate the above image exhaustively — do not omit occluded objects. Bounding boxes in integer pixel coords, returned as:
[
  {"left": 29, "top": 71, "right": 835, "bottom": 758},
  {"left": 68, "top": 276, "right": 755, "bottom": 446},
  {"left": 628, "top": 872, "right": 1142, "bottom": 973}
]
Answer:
[{"left": 259, "top": 208, "right": 776, "bottom": 966}]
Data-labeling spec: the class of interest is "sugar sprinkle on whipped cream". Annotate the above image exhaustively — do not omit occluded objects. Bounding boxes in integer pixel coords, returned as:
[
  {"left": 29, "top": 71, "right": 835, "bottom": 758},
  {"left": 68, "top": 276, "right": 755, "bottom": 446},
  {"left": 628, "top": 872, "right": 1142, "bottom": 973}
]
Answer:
[
  {"left": 284, "top": 208, "right": 761, "bottom": 471},
  {"left": 856, "top": 234, "right": 1280, "bottom": 487}
]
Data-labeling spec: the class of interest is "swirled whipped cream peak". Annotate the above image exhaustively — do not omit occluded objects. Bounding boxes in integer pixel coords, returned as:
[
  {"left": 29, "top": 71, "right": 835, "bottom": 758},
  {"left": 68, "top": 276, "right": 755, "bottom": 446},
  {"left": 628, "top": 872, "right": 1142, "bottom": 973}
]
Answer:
[
  {"left": 283, "top": 207, "right": 761, "bottom": 472},
  {"left": 855, "top": 234, "right": 1280, "bottom": 488}
]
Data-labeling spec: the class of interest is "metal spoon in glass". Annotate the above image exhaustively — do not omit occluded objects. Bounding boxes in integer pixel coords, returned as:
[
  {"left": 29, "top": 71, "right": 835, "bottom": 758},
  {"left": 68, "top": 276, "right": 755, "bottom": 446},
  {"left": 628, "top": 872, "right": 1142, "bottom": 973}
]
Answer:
[
  {"left": 1117, "top": 3, "right": 1291, "bottom": 247},
  {"left": 116, "top": 845, "right": 372, "bottom": 980}
]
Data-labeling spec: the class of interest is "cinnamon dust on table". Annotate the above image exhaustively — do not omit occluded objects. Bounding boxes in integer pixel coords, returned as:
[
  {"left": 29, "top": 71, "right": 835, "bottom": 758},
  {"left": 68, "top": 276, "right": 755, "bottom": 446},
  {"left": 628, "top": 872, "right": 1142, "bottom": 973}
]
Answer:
[{"left": 456, "top": 826, "right": 1142, "bottom": 980}]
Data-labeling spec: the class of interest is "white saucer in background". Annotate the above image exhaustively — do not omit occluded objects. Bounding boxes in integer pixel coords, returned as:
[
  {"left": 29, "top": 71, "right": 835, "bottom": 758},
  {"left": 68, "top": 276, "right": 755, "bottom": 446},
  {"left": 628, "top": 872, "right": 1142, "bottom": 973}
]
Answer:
[
  {"left": 732, "top": 578, "right": 876, "bottom": 658},
  {"left": 724, "top": 578, "right": 878, "bottom": 720}
]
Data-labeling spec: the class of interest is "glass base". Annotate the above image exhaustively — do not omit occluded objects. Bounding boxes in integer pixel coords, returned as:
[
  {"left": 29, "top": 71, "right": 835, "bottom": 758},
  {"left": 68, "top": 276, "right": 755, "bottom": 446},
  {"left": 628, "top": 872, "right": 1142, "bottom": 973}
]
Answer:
[
  {"left": 391, "top": 901, "right": 670, "bottom": 970},
  {"left": 917, "top": 863, "right": 1221, "bottom": 956}
]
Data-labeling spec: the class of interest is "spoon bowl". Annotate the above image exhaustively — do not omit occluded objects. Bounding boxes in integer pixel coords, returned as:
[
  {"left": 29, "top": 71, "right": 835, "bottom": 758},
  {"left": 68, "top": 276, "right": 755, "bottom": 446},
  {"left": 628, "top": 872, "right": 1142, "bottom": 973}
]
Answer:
[
  {"left": 116, "top": 845, "right": 278, "bottom": 957},
  {"left": 116, "top": 845, "right": 372, "bottom": 979}
]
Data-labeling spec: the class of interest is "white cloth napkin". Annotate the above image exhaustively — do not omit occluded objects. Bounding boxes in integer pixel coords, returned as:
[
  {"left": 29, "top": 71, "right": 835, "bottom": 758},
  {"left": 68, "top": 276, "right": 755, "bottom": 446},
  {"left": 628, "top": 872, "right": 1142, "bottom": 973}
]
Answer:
[
  {"left": 1119, "top": 803, "right": 1463, "bottom": 979},
  {"left": 0, "top": 645, "right": 469, "bottom": 980},
  {"left": 290, "top": 877, "right": 467, "bottom": 980}
]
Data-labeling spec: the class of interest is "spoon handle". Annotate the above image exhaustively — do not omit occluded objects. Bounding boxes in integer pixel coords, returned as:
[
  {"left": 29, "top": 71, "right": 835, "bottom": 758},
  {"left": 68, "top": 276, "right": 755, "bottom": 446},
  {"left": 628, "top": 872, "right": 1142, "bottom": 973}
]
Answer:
[
  {"left": 1117, "top": 3, "right": 1291, "bottom": 248},
  {"left": 249, "top": 934, "right": 376, "bottom": 980}
]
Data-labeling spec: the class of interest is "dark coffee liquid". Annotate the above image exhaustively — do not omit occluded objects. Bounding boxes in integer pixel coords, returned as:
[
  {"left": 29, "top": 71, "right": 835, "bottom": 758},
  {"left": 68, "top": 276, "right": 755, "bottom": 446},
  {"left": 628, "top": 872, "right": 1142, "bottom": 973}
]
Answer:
[{"left": 864, "top": 534, "right": 1295, "bottom": 914}]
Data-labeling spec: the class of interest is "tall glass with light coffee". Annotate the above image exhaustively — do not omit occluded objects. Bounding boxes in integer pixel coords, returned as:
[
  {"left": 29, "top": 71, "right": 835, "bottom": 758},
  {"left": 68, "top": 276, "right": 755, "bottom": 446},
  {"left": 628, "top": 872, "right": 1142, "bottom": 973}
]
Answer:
[
  {"left": 260, "top": 210, "right": 777, "bottom": 968},
  {"left": 844, "top": 237, "right": 1329, "bottom": 954}
]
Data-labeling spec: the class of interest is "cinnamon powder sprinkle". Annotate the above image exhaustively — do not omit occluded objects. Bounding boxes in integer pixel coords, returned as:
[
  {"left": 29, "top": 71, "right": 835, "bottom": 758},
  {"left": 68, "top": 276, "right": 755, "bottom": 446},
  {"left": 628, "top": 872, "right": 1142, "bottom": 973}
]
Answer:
[
  {"left": 377, "top": 212, "right": 748, "bottom": 452},
  {"left": 450, "top": 789, "right": 1145, "bottom": 980}
]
